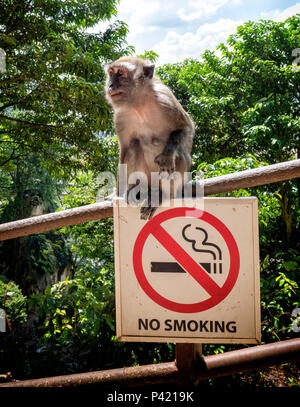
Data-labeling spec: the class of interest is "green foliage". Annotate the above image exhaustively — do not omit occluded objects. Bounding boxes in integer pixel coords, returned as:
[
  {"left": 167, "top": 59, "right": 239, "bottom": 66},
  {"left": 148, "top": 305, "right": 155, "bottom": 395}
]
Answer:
[
  {"left": 260, "top": 249, "right": 300, "bottom": 341},
  {"left": 0, "top": 0, "right": 133, "bottom": 175},
  {"left": 0, "top": 154, "right": 61, "bottom": 221},
  {"left": 28, "top": 263, "right": 174, "bottom": 372},
  {"left": 156, "top": 16, "right": 300, "bottom": 165},
  {"left": 0, "top": 155, "right": 71, "bottom": 295},
  {"left": 57, "top": 167, "right": 116, "bottom": 268},
  {"left": 30, "top": 232, "right": 70, "bottom": 276},
  {"left": 197, "top": 155, "right": 265, "bottom": 194},
  {"left": 0, "top": 279, "right": 27, "bottom": 327},
  {"left": 31, "top": 265, "right": 114, "bottom": 349},
  {"left": 137, "top": 50, "right": 159, "bottom": 63}
]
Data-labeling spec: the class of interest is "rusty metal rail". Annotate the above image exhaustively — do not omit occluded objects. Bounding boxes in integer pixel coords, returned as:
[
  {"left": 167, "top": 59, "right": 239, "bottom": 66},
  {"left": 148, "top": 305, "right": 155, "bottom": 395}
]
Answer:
[
  {"left": 0, "top": 159, "right": 299, "bottom": 241},
  {"left": 1, "top": 338, "right": 299, "bottom": 387}
]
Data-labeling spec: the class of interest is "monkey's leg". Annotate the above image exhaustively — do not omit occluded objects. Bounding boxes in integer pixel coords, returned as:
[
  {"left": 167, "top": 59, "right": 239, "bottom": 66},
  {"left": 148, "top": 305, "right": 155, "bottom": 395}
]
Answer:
[
  {"left": 140, "top": 206, "right": 156, "bottom": 220},
  {"left": 140, "top": 187, "right": 161, "bottom": 220},
  {"left": 154, "top": 129, "right": 184, "bottom": 176},
  {"left": 121, "top": 137, "right": 146, "bottom": 201},
  {"left": 121, "top": 138, "right": 153, "bottom": 219}
]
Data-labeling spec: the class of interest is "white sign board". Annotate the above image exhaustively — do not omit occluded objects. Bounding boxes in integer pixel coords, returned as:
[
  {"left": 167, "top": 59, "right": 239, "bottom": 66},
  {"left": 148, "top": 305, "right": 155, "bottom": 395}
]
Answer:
[{"left": 114, "top": 198, "right": 261, "bottom": 344}]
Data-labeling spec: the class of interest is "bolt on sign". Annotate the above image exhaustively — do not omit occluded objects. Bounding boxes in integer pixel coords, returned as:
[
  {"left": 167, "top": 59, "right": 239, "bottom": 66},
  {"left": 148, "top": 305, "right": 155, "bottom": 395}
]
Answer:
[{"left": 114, "top": 198, "right": 261, "bottom": 344}]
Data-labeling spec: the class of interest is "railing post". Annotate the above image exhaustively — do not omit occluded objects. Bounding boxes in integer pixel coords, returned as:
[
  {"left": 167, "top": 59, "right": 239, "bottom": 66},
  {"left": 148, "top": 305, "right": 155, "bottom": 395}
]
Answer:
[{"left": 175, "top": 343, "right": 202, "bottom": 385}]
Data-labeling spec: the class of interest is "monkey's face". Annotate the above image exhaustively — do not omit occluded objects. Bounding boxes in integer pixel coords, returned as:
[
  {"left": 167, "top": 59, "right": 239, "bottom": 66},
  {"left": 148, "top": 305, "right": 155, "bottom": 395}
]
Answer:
[
  {"left": 105, "top": 58, "right": 155, "bottom": 106},
  {"left": 105, "top": 65, "right": 131, "bottom": 104}
]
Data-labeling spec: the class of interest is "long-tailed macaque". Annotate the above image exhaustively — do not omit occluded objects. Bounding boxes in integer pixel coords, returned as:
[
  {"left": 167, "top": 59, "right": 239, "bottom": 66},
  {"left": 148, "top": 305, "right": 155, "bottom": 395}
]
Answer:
[{"left": 104, "top": 57, "right": 194, "bottom": 219}]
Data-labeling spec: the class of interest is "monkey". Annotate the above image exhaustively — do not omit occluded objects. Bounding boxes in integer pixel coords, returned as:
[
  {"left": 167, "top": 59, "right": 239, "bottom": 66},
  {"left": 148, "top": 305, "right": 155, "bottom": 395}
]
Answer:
[{"left": 104, "top": 56, "right": 194, "bottom": 219}]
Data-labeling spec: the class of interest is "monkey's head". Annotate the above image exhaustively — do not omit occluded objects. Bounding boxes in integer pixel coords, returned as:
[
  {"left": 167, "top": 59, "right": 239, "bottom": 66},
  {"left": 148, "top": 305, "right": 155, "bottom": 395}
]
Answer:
[{"left": 104, "top": 57, "right": 155, "bottom": 106}]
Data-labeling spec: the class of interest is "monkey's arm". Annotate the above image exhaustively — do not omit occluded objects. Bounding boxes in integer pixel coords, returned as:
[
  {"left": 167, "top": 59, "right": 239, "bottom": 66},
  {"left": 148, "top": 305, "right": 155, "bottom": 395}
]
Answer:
[{"left": 154, "top": 128, "right": 190, "bottom": 175}]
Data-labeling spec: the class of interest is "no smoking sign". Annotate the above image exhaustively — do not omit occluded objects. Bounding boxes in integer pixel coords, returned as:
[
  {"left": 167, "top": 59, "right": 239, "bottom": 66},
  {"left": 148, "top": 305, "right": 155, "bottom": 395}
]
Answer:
[{"left": 114, "top": 198, "right": 261, "bottom": 344}]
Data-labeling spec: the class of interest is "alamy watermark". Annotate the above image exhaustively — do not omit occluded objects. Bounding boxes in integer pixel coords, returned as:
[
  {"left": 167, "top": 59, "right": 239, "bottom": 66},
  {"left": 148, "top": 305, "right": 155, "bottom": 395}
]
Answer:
[
  {"left": 95, "top": 165, "right": 204, "bottom": 208},
  {"left": 291, "top": 307, "right": 300, "bottom": 333},
  {"left": 0, "top": 48, "right": 6, "bottom": 73},
  {"left": 0, "top": 308, "right": 5, "bottom": 332},
  {"left": 292, "top": 48, "right": 300, "bottom": 66}
]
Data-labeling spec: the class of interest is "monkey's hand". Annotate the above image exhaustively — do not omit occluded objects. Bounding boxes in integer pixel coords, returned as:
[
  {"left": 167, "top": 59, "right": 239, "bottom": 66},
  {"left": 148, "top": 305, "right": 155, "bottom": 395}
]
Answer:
[{"left": 154, "top": 152, "right": 175, "bottom": 177}]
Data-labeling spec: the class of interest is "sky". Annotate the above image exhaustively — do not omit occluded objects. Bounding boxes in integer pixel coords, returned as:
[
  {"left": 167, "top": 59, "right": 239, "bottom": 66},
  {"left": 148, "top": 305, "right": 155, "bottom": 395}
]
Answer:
[{"left": 96, "top": 0, "right": 300, "bottom": 65}]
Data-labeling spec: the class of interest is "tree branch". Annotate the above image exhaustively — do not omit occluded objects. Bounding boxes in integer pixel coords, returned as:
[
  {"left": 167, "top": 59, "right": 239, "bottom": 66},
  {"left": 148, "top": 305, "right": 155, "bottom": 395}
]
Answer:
[
  {"left": 0, "top": 115, "right": 61, "bottom": 129},
  {"left": 0, "top": 75, "right": 28, "bottom": 85},
  {"left": 0, "top": 84, "right": 42, "bottom": 112},
  {"left": 0, "top": 148, "right": 18, "bottom": 167}
]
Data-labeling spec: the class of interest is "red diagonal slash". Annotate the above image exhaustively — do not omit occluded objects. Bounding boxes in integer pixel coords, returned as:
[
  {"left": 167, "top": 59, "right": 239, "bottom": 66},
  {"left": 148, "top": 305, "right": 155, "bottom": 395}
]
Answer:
[{"left": 151, "top": 224, "right": 221, "bottom": 297}]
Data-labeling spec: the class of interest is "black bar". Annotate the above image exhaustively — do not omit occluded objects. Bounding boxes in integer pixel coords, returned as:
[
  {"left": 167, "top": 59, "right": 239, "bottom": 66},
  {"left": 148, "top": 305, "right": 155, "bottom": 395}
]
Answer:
[
  {"left": 150, "top": 262, "right": 217, "bottom": 274},
  {"left": 151, "top": 262, "right": 186, "bottom": 273}
]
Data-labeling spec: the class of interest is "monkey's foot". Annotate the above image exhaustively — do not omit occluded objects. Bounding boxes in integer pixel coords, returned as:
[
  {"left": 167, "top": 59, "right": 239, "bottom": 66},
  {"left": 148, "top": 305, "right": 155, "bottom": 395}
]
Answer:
[
  {"left": 154, "top": 153, "right": 175, "bottom": 176},
  {"left": 140, "top": 206, "right": 157, "bottom": 220}
]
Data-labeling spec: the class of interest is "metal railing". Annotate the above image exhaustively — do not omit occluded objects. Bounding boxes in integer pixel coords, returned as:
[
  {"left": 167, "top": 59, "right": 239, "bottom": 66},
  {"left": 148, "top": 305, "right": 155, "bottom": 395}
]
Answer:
[
  {"left": 0, "top": 158, "right": 300, "bottom": 387},
  {"left": 1, "top": 338, "right": 299, "bottom": 387},
  {"left": 1, "top": 159, "right": 299, "bottom": 242}
]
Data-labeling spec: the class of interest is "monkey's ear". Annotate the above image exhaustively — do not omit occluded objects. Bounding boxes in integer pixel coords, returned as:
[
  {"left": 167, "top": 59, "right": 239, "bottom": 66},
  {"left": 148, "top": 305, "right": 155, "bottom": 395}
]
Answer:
[{"left": 143, "top": 64, "right": 155, "bottom": 79}]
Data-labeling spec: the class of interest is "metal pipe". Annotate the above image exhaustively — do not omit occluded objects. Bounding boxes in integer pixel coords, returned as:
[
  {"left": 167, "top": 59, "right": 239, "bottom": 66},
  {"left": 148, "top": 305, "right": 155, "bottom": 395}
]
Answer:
[
  {"left": 0, "top": 200, "right": 114, "bottom": 241},
  {"left": 1, "top": 338, "right": 299, "bottom": 387},
  {"left": 0, "top": 159, "right": 299, "bottom": 242},
  {"left": 196, "top": 337, "right": 300, "bottom": 380},
  {"left": 0, "top": 362, "right": 179, "bottom": 388}
]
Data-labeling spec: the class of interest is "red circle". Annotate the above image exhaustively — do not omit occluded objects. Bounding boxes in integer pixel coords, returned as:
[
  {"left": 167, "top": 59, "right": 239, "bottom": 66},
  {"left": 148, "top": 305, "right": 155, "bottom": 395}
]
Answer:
[{"left": 132, "top": 207, "right": 240, "bottom": 313}]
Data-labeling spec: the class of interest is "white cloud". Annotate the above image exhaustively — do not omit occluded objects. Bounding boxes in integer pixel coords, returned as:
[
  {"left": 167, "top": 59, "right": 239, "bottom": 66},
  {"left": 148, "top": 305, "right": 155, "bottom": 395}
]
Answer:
[
  {"left": 260, "top": 2, "right": 300, "bottom": 21},
  {"left": 117, "top": 0, "right": 238, "bottom": 36},
  {"left": 89, "top": 0, "right": 300, "bottom": 66},
  {"left": 118, "top": 0, "right": 168, "bottom": 34},
  {"left": 153, "top": 18, "right": 243, "bottom": 65},
  {"left": 115, "top": 0, "right": 245, "bottom": 64},
  {"left": 178, "top": 0, "right": 232, "bottom": 21}
]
